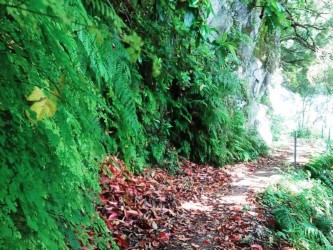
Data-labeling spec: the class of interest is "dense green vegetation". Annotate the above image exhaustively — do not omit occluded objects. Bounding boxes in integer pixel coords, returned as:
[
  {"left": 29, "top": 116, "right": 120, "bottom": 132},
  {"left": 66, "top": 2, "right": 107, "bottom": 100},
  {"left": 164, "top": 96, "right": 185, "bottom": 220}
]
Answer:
[
  {"left": 263, "top": 154, "right": 333, "bottom": 249},
  {"left": 0, "top": 0, "right": 271, "bottom": 248},
  {"left": 1, "top": 0, "right": 332, "bottom": 248}
]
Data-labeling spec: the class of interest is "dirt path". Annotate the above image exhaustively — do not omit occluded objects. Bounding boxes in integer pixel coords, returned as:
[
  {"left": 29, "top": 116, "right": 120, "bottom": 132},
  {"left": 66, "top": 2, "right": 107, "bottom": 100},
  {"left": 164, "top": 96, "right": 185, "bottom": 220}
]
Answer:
[
  {"left": 167, "top": 138, "right": 326, "bottom": 249},
  {"left": 99, "top": 138, "right": 326, "bottom": 249},
  {"left": 226, "top": 138, "right": 326, "bottom": 205}
]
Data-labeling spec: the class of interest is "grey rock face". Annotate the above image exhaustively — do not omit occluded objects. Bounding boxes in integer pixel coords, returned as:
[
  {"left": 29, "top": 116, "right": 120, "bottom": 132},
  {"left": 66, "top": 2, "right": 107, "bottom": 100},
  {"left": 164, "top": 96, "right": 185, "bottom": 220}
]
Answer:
[{"left": 208, "top": 0, "right": 281, "bottom": 142}]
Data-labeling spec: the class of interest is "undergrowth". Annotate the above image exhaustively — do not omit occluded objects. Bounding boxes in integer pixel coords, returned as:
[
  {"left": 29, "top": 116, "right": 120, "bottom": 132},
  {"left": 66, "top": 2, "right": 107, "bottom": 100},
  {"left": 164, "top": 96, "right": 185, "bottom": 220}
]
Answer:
[{"left": 262, "top": 154, "right": 333, "bottom": 249}]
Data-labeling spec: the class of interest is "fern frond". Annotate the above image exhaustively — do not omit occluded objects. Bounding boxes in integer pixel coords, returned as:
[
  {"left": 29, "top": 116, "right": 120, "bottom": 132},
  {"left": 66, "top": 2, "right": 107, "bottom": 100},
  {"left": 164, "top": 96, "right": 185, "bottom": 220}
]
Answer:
[
  {"left": 313, "top": 215, "right": 333, "bottom": 236},
  {"left": 303, "top": 223, "right": 332, "bottom": 248},
  {"left": 274, "top": 206, "right": 297, "bottom": 230},
  {"left": 82, "top": 0, "right": 126, "bottom": 29}
]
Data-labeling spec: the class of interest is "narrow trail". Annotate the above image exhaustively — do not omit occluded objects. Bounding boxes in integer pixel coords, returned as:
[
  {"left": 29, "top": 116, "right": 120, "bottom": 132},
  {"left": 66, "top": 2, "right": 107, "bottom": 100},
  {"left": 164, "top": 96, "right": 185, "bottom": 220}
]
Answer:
[
  {"left": 219, "top": 138, "right": 325, "bottom": 249},
  {"left": 166, "top": 138, "right": 325, "bottom": 249},
  {"left": 225, "top": 138, "right": 326, "bottom": 207},
  {"left": 99, "top": 138, "right": 326, "bottom": 249}
]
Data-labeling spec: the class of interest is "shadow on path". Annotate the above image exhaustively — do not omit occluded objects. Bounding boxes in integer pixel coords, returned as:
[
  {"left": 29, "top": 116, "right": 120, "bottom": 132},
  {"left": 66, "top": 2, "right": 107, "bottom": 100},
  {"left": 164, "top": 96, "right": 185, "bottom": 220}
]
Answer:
[{"left": 172, "top": 138, "right": 326, "bottom": 249}]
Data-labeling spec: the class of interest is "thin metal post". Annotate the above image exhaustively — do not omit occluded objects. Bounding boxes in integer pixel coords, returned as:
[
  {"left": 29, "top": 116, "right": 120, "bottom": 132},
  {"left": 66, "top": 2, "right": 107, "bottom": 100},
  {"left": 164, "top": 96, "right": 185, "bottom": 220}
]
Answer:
[
  {"left": 328, "top": 128, "right": 331, "bottom": 151},
  {"left": 294, "top": 130, "right": 297, "bottom": 169}
]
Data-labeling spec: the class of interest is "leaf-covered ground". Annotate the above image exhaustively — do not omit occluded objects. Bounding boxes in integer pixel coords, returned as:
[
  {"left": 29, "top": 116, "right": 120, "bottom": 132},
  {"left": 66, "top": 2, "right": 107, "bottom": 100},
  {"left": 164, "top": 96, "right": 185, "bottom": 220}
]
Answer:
[{"left": 97, "top": 139, "right": 324, "bottom": 249}]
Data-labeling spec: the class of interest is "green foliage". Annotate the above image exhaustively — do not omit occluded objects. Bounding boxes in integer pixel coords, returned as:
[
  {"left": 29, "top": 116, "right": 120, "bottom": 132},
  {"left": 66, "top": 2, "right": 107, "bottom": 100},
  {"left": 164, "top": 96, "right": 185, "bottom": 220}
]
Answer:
[
  {"left": 304, "top": 154, "right": 333, "bottom": 190},
  {"left": 259, "top": 0, "right": 288, "bottom": 31},
  {"left": 111, "top": 0, "right": 267, "bottom": 167},
  {"left": 274, "top": 206, "right": 297, "bottom": 230},
  {"left": 294, "top": 127, "right": 312, "bottom": 139},
  {"left": 262, "top": 156, "right": 333, "bottom": 249},
  {"left": 0, "top": 0, "right": 269, "bottom": 247},
  {"left": 0, "top": 0, "right": 122, "bottom": 248},
  {"left": 122, "top": 32, "right": 144, "bottom": 62}
]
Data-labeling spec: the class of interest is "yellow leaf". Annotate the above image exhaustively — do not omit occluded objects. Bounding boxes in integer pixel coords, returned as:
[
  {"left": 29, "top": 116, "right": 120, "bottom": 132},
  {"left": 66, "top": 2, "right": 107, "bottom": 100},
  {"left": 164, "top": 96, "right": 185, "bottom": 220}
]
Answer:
[
  {"left": 26, "top": 87, "right": 57, "bottom": 122},
  {"left": 27, "top": 87, "right": 46, "bottom": 101}
]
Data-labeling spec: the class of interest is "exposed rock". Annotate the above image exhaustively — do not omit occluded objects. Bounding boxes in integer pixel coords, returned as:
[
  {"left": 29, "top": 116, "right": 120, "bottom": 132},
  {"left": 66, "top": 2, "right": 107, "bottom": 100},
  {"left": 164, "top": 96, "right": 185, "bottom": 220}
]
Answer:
[{"left": 208, "top": 0, "right": 282, "bottom": 142}]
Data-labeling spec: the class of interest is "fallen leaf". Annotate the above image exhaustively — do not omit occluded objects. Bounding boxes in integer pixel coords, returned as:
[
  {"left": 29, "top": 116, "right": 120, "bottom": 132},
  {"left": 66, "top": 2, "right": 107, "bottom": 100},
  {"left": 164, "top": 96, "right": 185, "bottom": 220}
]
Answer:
[
  {"left": 251, "top": 244, "right": 263, "bottom": 250},
  {"left": 159, "top": 232, "right": 171, "bottom": 240},
  {"left": 203, "top": 239, "right": 210, "bottom": 245},
  {"left": 231, "top": 234, "right": 242, "bottom": 242},
  {"left": 191, "top": 243, "right": 200, "bottom": 249},
  {"left": 124, "top": 209, "right": 140, "bottom": 218}
]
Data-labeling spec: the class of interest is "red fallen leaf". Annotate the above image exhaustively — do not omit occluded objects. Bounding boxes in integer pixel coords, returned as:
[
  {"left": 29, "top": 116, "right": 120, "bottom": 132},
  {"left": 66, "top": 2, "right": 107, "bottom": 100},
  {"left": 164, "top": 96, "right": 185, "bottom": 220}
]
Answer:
[
  {"left": 107, "top": 211, "right": 118, "bottom": 220},
  {"left": 231, "top": 206, "right": 242, "bottom": 211},
  {"left": 115, "top": 234, "right": 129, "bottom": 248},
  {"left": 282, "top": 248, "right": 294, "bottom": 250},
  {"left": 191, "top": 243, "right": 200, "bottom": 249},
  {"left": 125, "top": 187, "right": 138, "bottom": 196},
  {"left": 203, "top": 239, "right": 210, "bottom": 245},
  {"left": 124, "top": 209, "right": 140, "bottom": 218},
  {"left": 159, "top": 232, "right": 171, "bottom": 240},
  {"left": 251, "top": 244, "right": 263, "bottom": 250},
  {"left": 230, "top": 235, "right": 242, "bottom": 242},
  {"left": 136, "top": 182, "right": 146, "bottom": 188},
  {"left": 100, "top": 195, "right": 108, "bottom": 203},
  {"left": 144, "top": 190, "right": 153, "bottom": 195},
  {"left": 232, "top": 215, "right": 241, "bottom": 221},
  {"left": 108, "top": 201, "right": 118, "bottom": 206},
  {"left": 183, "top": 168, "right": 193, "bottom": 175},
  {"left": 267, "top": 217, "right": 275, "bottom": 224}
]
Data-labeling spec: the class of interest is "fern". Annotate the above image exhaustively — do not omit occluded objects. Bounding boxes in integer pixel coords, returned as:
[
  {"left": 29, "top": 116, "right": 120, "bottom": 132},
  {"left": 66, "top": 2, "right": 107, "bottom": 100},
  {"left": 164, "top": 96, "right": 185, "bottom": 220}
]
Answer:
[
  {"left": 263, "top": 168, "right": 333, "bottom": 249},
  {"left": 274, "top": 206, "right": 297, "bottom": 230},
  {"left": 82, "top": 0, "right": 125, "bottom": 30},
  {"left": 313, "top": 215, "right": 333, "bottom": 236},
  {"left": 0, "top": 0, "right": 122, "bottom": 248},
  {"left": 303, "top": 223, "right": 332, "bottom": 249}
]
